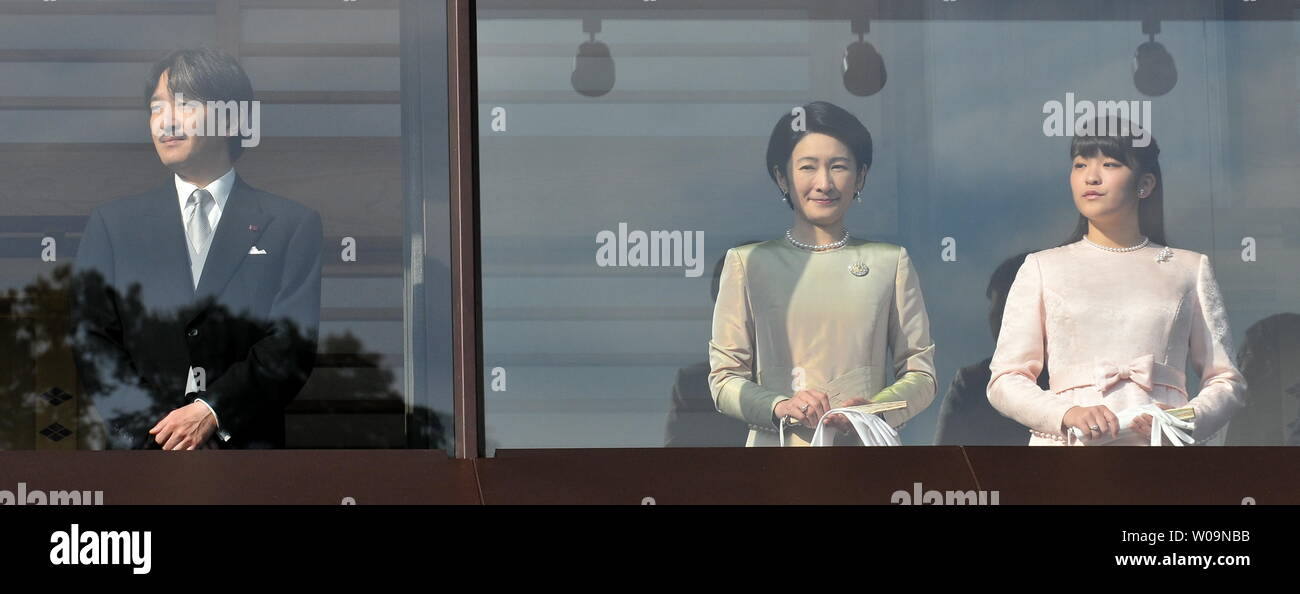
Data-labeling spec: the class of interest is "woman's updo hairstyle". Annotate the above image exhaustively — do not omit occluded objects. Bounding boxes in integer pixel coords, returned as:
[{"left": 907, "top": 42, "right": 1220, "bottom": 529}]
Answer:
[{"left": 765, "top": 101, "right": 872, "bottom": 209}]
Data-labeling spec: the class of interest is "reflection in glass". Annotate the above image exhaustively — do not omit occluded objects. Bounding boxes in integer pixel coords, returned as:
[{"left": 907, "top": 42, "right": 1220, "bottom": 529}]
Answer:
[
  {"left": 664, "top": 244, "right": 754, "bottom": 448},
  {"left": 70, "top": 48, "right": 322, "bottom": 450},
  {"left": 475, "top": 4, "right": 1299, "bottom": 450},
  {"left": 1226, "top": 313, "right": 1300, "bottom": 446},
  {"left": 933, "top": 253, "right": 1037, "bottom": 446},
  {"left": 1, "top": 2, "right": 451, "bottom": 451}
]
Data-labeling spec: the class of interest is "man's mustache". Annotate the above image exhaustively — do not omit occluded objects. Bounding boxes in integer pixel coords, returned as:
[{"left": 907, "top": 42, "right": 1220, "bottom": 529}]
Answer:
[{"left": 154, "top": 126, "right": 187, "bottom": 139}]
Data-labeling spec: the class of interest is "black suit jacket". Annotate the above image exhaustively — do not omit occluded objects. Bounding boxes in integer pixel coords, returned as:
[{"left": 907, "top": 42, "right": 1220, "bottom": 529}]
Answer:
[
  {"left": 933, "top": 357, "right": 1040, "bottom": 446},
  {"left": 664, "top": 362, "right": 748, "bottom": 447},
  {"left": 70, "top": 176, "right": 322, "bottom": 449}
]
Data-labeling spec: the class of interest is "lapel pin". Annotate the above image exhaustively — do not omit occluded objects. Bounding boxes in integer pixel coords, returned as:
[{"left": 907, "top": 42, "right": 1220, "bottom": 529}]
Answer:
[{"left": 248, "top": 224, "right": 259, "bottom": 232}]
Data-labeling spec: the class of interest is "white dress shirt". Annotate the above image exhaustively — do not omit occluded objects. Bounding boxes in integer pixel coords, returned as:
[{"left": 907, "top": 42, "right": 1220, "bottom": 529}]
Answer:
[{"left": 176, "top": 168, "right": 236, "bottom": 432}]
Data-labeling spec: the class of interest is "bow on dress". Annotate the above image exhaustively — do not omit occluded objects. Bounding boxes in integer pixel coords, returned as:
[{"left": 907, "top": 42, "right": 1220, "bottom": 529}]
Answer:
[
  {"left": 1095, "top": 354, "right": 1156, "bottom": 393},
  {"left": 1073, "top": 354, "right": 1195, "bottom": 446}
]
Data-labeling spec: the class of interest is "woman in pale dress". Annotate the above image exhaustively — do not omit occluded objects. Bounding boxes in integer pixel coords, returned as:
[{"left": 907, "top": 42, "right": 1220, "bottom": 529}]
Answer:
[
  {"left": 987, "top": 119, "right": 1246, "bottom": 445},
  {"left": 708, "top": 101, "right": 937, "bottom": 446}
]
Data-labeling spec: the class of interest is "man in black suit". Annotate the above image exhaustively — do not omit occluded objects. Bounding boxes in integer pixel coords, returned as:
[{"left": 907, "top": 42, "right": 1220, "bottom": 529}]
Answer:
[{"left": 70, "top": 48, "right": 321, "bottom": 450}]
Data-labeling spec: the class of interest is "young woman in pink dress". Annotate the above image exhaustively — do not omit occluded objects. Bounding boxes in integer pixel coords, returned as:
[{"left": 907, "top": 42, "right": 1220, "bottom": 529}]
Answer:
[{"left": 987, "top": 120, "right": 1246, "bottom": 446}]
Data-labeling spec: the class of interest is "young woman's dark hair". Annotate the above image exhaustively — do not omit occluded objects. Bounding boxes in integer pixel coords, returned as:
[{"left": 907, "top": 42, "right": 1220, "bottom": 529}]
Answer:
[
  {"left": 1062, "top": 118, "right": 1167, "bottom": 246},
  {"left": 765, "top": 101, "right": 873, "bottom": 209},
  {"left": 143, "top": 47, "right": 256, "bottom": 162}
]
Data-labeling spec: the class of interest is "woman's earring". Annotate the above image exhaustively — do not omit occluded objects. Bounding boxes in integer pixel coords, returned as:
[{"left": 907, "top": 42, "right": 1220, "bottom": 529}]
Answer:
[{"left": 853, "top": 190, "right": 862, "bottom": 203}]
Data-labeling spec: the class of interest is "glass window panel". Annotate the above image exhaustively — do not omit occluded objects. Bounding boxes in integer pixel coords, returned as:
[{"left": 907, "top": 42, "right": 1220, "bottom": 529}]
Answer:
[
  {"left": 476, "top": 1, "right": 1300, "bottom": 451},
  {"left": 0, "top": 0, "right": 452, "bottom": 453}
]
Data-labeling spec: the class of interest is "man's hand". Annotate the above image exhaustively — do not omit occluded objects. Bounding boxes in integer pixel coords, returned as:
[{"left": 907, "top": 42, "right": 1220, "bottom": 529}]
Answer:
[{"left": 149, "top": 402, "right": 218, "bottom": 450}]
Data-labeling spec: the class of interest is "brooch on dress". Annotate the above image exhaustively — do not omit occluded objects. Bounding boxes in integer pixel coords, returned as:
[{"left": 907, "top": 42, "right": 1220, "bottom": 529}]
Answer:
[
  {"left": 1155, "top": 246, "right": 1174, "bottom": 263},
  {"left": 848, "top": 261, "right": 869, "bottom": 277}
]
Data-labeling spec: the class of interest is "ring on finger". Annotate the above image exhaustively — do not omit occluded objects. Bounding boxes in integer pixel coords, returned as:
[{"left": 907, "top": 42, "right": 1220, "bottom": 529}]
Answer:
[{"left": 1089, "top": 425, "right": 1101, "bottom": 432}]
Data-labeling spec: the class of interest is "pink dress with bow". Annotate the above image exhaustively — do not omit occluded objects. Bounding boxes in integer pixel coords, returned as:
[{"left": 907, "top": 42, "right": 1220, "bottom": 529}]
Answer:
[{"left": 987, "top": 240, "right": 1247, "bottom": 446}]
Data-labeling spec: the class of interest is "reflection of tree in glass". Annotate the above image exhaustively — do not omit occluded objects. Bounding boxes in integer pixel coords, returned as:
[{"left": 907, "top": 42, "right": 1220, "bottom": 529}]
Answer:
[
  {"left": 68, "top": 263, "right": 318, "bottom": 449},
  {"left": 0, "top": 265, "right": 446, "bottom": 450},
  {"left": 1, "top": 284, "right": 34, "bottom": 449},
  {"left": 308, "top": 331, "right": 448, "bottom": 450},
  {"left": 2, "top": 265, "right": 81, "bottom": 449}
]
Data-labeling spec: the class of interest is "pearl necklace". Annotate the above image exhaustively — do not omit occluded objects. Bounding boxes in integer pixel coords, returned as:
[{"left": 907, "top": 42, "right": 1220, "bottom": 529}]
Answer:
[
  {"left": 1083, "top": 235, "right": 1149, "bottom": 253},
  {"left": 786, "top": 228, "right": 849, "bottom": 251}
]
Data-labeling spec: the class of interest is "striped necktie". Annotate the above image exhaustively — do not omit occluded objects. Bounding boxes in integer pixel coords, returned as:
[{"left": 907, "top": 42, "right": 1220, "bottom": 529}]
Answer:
[{"left": 186, "top": 188, "right": 214, "bottom": 253}]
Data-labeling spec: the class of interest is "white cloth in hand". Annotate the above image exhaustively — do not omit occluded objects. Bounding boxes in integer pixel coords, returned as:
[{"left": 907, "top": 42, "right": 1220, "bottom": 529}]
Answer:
[
  {"left": 805, "top": 407, "right": 901, "bottom": 447},
  {"left": 1068, "top": 403, "right": 1196, "bottom": 446}
]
